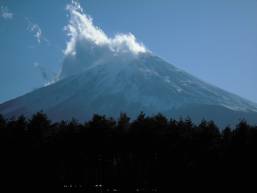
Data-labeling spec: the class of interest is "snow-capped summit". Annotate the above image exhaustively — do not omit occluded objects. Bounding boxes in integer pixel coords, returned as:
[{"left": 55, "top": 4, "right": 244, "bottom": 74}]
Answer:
[{"left": 1, "top": 52, "right": 257, "bottom": 127}]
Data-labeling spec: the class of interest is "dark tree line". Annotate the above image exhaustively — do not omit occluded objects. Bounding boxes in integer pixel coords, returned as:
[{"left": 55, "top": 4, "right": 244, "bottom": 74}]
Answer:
[{"left": 1, "top": 112, "right": 257, "bottom": 192}]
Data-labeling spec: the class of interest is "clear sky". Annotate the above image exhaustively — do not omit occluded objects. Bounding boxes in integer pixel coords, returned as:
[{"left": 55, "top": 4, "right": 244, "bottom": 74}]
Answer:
[{"left": 0, "top": 0, "right": 257, "bottom": 103}]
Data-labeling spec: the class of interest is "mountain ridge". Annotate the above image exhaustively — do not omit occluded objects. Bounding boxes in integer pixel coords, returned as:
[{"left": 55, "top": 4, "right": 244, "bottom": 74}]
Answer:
[{"left": 1, "top": 54, "right": 257, "bottom": 127}]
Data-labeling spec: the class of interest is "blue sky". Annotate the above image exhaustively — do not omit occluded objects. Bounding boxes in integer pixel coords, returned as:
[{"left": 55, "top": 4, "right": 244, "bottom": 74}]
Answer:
[{"left": 0, "top": 0, "right": 257, "bottom": 103}]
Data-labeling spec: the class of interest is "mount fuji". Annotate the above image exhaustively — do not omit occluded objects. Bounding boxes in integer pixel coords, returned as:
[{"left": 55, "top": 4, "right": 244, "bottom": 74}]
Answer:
[
  {"left": 1, "top": 52, "right": 257, "bottom": 127},
  {"left": 1, "top": 1, "right": 257, "bottom": 127}
]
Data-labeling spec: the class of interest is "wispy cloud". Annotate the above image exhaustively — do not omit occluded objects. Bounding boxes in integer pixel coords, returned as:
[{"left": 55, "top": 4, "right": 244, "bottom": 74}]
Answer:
[
  {"left": 64, "top": 0, "right": 147, "bottom": 56},
  {"left": 60, "top": 0, "right": 149, "bottom": 79},
  {"left": 0, "top": 6, "right": 13, "bottom": 19},
  {"left": 33, "top": 62, "right": 57, "bottom": 85},
  {"left": 26, "top": 18, "right": 48, "bottom": 44},
  {"left": 34, "top": 62, "right": 48, "bottom": 81}
]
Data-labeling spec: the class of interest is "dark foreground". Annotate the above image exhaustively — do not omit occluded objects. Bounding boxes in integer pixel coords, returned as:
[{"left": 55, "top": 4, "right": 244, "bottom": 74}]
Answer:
[{"left": 1, "top": 112, "right": 257, "bottom": 192}]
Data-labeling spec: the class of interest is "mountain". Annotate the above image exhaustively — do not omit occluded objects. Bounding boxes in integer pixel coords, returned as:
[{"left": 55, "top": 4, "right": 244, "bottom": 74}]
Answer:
[{"left": 1, "top": 53, "right": 257, "bottom": 127}]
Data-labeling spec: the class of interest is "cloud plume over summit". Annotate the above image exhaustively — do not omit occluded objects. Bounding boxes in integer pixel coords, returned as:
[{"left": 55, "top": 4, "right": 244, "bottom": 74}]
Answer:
[
  {"left": 60, "top": 1, "right": 148, "bottom": 79},
  {"left": 64, "top": 1, "right": 147, "bottom": 56}
]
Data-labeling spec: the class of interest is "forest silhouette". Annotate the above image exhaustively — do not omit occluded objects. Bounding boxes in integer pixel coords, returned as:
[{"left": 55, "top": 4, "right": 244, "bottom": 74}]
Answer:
[{"left": 1, "top": 112, "right": 257, "bottom": 192}]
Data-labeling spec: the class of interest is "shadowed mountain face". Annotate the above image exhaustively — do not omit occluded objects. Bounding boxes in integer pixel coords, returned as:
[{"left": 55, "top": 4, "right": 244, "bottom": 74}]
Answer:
[{"left": 1, "top": 53, "right": 257, "bottom": 127}]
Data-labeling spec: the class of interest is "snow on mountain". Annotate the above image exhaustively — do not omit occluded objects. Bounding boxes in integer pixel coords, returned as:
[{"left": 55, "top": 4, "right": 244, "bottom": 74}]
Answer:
[{"left": 1, "top": 53, "right": 257, "bottom": 127}]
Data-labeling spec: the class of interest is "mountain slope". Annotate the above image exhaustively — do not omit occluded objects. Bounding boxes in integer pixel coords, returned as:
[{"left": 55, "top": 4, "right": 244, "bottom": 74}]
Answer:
[{"left": 0, "top": 53, "right": 257, "bottom": 127}]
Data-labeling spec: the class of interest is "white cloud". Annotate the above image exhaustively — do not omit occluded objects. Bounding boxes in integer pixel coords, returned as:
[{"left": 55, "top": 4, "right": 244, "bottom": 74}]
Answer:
[
  {"left": 26, "top": 18, "right": 49, "bottom": 44},
  {"left": 64, "top": 0, "right": 148, "bottom": 56},
  {"left": 0, "top": 6, "right": 13, "bottom": 19},
  {"left": 60, "top": 0, "right": 149, "bottom": 79}
]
